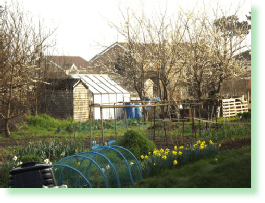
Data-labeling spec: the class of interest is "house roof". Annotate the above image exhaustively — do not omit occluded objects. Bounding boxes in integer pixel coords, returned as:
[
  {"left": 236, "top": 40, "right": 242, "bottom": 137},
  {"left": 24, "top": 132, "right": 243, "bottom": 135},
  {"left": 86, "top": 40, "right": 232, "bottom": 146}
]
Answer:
[
  {"left": 235, "top": 50, "right": 251, "bottom": 61},
  {"left": 69, "top": 74, "right": 130, "bottom": 94},
  {"left": 43, "top": 78, "right": 80, "bottom": 90},
  {"left": 88, "top": 42, "right": 128, "bottom": 64},
  {"left": 45, "top": 56, "right": 90, "bottom": 71}
]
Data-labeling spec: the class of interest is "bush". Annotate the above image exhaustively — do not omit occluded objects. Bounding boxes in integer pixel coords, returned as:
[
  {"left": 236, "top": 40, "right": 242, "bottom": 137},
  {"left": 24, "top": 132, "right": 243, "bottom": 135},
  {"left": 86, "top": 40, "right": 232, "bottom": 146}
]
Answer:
[
  {"left": 114, "top": 130, "right": 156, "bottom": 160},
  {"left": 237, "top": 112, "right": 251, "bottom": 121},
  {"left": 20, "top": 154, "right": 42, "bottom": 163}
]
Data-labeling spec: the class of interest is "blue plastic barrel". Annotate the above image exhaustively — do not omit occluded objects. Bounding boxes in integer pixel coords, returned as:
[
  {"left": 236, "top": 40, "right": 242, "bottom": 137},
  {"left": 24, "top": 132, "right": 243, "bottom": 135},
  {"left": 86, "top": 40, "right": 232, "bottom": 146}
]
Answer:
[
  {"left": 125, "top": 103, "right": 135, "bottom": 118},
  {"left": 134, "top": 103, "right": 142, "bottom": 118}
]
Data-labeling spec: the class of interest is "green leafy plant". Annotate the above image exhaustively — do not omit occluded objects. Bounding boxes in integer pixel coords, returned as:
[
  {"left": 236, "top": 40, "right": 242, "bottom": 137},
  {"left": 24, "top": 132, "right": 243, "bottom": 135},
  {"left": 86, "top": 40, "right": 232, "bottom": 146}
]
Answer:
[
  {"left": 20, "top": 154, "right": 42, "bottom": 163},
  {"left": 114, "top": 130, "right": 156, "bottom": 161}
]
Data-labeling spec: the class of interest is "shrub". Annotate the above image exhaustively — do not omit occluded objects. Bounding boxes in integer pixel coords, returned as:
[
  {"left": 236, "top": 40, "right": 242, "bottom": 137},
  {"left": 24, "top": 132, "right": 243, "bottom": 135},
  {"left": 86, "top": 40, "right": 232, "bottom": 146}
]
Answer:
[
  {"left": 237, "top": 112, "right": 251, "bottom": 121},
  {"left": 20, "top": 154, "right": 42, "bottom": 163},
  {"left": 114, "top": 130, "right": 156, "bottom": 160}
]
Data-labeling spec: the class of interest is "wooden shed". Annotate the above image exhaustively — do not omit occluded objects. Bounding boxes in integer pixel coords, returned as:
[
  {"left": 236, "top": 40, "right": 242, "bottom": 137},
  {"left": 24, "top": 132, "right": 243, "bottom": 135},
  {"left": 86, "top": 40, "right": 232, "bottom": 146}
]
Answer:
[
  {"left": 43, "top": 74, "right": 130, "bottom": 122},
  {"left": 43, "top": 78, "right": 89, "bottom": 122}
]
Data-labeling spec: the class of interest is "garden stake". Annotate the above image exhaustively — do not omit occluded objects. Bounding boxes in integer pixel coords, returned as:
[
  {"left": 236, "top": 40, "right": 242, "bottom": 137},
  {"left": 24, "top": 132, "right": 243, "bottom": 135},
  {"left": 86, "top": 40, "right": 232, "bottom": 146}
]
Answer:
[
  {"left": 100, "top": 105, "right": 104, "bottom": 145},
  {"left": 192, "top": 107, "right": 195, "bottom": 137},
  {"left": 153, "top": 105, "right": 156, "bottom": 142},
  {"left": 182, "top": 120, "right": 184, "bottom": 142},
  {"left": 114, "top": 103, "right": 117, "bottom": 140},
  {"left": 124, "top": 104, "right": 128, "bottom": 131},
  {"left": 199, "top": 106, "right": 201, "bottom": 137},
  {"left": 89, "top": 105, "right": 92, "bottom": 149}
]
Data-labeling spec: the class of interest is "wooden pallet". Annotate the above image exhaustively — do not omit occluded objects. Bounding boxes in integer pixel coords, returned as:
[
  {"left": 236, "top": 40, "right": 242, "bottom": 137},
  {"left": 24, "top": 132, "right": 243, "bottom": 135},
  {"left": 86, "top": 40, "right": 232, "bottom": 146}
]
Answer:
[{"left": 222, "top": 98, "right": 248, "bottom": 118}]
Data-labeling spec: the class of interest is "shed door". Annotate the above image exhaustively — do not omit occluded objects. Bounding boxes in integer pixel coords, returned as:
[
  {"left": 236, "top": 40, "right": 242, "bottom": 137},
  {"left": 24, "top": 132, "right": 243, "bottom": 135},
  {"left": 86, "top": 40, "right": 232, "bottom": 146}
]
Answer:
[{"left": 73, "top": 83, "right": 89, "bottom": 122}]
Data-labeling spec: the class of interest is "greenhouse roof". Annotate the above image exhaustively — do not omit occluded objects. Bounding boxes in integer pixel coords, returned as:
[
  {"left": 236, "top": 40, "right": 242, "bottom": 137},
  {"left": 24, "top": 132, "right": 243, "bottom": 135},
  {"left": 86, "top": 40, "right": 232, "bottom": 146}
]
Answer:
[{"left": 70, "top": 74, "right": 130, "bottom": 94}]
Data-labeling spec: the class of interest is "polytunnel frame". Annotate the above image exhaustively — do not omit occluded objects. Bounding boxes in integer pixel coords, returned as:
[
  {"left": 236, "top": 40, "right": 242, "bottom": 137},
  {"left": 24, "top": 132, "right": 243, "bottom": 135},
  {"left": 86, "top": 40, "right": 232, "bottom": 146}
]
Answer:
[
  {"left": 50, "top": 164, "right": 92, "bottom": 188},
  {"left": 99, "top": 146, "right": 135, "bottom": 187},
  {"left": 78, "top": 151, "right": 121, "bottom": 188},
  {"left": 53, "top": 155, "right": 108, "bottom": 188},
  {"left": 109, "top": 145, "right": 143, "bottom": 180}
]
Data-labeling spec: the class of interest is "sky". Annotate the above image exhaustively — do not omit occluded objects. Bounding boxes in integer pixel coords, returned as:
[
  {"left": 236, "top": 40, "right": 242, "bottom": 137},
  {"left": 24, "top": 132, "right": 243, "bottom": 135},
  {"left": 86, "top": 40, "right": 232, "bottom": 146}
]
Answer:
[{"left": 0, "top": 0, "right": 251, "bottom": 61}]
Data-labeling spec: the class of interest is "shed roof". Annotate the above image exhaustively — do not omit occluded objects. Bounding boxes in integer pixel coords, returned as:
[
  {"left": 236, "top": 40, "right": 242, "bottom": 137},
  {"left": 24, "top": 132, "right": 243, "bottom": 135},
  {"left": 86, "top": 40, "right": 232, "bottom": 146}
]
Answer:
[{"left": 69, "top": 74, "right": 130, "bottom": 94}]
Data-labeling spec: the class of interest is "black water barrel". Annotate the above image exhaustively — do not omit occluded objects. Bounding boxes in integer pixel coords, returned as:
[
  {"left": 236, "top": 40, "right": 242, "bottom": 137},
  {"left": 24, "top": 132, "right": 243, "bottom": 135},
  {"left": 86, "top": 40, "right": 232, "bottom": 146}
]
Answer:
[{"left": 8, "top": 162, "right": 57, "bottom": 188}]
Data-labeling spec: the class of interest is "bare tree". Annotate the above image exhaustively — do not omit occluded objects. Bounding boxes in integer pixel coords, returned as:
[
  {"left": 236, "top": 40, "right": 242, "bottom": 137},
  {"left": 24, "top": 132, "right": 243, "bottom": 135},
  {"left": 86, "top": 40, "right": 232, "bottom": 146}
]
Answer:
[{"left": 0, "top": 1, "right": 56, "bottom": 137}]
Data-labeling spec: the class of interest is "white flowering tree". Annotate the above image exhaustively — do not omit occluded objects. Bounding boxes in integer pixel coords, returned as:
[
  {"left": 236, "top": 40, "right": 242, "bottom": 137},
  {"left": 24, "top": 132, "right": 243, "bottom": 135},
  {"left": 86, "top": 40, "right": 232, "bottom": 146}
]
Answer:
[{"left": 0, "top": 1, "right": 56, "bottom": 137}]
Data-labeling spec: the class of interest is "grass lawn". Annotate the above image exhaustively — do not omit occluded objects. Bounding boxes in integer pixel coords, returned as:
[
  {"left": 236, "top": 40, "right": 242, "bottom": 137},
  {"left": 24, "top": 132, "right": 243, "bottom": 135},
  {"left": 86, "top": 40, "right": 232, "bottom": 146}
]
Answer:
[
  {"left": 133, "top": 145, "right": 251, "bottom": 188},
  {"left": 0, "top": 113, "right": 251, "bottom": 188}
]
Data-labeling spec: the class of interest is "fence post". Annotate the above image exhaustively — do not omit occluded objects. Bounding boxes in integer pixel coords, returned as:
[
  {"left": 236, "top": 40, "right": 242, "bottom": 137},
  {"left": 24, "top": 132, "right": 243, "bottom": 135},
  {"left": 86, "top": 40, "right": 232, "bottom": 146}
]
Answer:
[
  {"left": 199, "top": 105, "right": 201, "bottom": 137},
  {"left": 182, "top": 120, "right": 184, "bottom": 142},
  {"left": 114, "top": 103, "right": 117, "bottom": 140},
  {"left": 153, "top": 105, "right": 156, "bottom": 142},
  {"left": 89, "top": 105, "right": 92, "bottom": 149},
  {"left": 100, "top": 105, "right": 104, "bottom": 145},
  {"left": 192, "top": 107, "right": 195, "bottom": 137}
]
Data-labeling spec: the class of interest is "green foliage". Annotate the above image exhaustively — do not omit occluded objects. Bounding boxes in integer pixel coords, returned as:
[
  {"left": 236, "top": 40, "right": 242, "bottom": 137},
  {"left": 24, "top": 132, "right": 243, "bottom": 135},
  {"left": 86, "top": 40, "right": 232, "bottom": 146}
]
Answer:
[
  {"left": 114, "top": 130, "right": 156, "bottom": 160},
  {"left": 141, "top": 142, "right": 219, "bottom": 179},
  {"left": 133, "top": 146, "right": 251, "bottom": 188},
  {"left": 24, "top": 114, "right": 77, "bottom": 131},
  {"left": 13, "top": 138, "right": 84, "bottom": 162},
  {"left": 201, "top": 123, "right": 251, "bottom": 143},
  {"left": 237, "top": 112, "right": 251, "bottom": 121},
  {"left": 20, "top": 154, "right": 42, "bottom": 163}
]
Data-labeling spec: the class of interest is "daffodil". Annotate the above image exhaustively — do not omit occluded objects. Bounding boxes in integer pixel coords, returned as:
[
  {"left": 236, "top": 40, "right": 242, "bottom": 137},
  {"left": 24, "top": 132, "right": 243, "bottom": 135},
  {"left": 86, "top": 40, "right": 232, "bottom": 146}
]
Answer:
[
  {"left": 141, "top": 155, "right": 144, "bottom": 159},
  {"left": 178, "top": 151, "right": 182, "bottom": 155},
  {"left": 102, "top": 168, "right": 105, "bottom": 172},
  {"left": 106, "top": 164, "right": 110, "bottom": 169},
  {"left": 165, "top": 152, "right": 169, "bottom": 155},
  {"left": 130, "top": 162, "right": 134, "bottom": 166},
  {"left": 215, "top": 158, "right": 218, "bottom": 161},
  {"left": 219, "top": 144, "right": 221, "bottom": 147},
  {"left": 174, "top": 146, "right": 178, "bottom": 151},
  {"left": 179, "top": 146, "right": 184, "bottom": 150},
  {"left": 148, "top": 152, "right": 152, "bottom": 155},
  {"left": 154, "top": 163, "right": 155, "bottom": 166},
  {"left": 145, "top": 155, "right": 148, "bottom": 159},
  {"left": 77, "top": 162, "right": 80, "bottom": 166},
  {"left": 165, "top": 148, "right": 170, "bottom": 152},
  {"left": 12, "top": 156, "right": 17, "bottom": 161},
  {"left": 160, "top": 148, "right": 164, "bottom": 153},
  {"left": 162, "top": 156, "right": 167, "bottom": 160},
  {"left": 173, "top": 160, "right": 178, "bottom": 165}
]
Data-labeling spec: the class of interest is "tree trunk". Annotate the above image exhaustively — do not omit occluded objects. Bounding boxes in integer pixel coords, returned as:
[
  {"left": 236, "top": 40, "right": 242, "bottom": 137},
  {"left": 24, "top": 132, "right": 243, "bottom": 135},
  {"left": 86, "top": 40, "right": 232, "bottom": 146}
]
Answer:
[{"left": 4, "top": 119, "right": 10, "bottom": 138}]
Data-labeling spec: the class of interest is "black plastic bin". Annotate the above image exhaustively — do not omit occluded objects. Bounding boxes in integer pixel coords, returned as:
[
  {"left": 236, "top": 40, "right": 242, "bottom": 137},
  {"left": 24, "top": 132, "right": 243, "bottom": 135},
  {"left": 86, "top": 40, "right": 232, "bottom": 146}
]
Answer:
[{"left": 8, "top": 162, "right": 57, "bottom": 188}]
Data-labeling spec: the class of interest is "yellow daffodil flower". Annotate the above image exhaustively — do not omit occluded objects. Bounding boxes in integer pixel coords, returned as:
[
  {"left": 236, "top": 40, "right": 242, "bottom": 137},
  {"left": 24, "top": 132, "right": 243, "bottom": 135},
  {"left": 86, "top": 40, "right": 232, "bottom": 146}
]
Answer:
[
  {"left": 178, "top": 151, "right": 182, "bottom": 155},
  {"left": 173, "top": 160, "right": 178, "bottom": 165},
  {"left": 160, "top": 148, "right": 164, "bottom": 153},
  {"left": 141, "top": 155, "right": 144, "bottom": 159},
  {"left": 162, "top": 156, "right": 167, "bottom": 160},
  {"left": 148, "top": 152, "right": 151, "bottom": 155},
  {"left": 165, "top": 152, "right": 169, "bottom": 155},
  {"left": 145, "top": 155, "right": 148, "bottom": 159},
  {"left": 174, "top": 146, "right": 178, "bottom": 151},
  {"left": 179, "top": 146, "right": 184, "bottom": 150}
]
